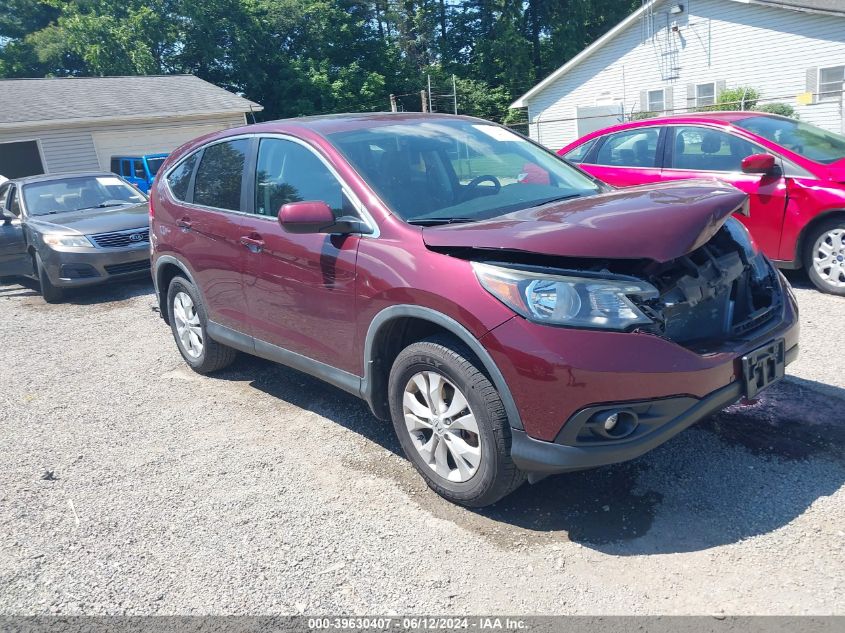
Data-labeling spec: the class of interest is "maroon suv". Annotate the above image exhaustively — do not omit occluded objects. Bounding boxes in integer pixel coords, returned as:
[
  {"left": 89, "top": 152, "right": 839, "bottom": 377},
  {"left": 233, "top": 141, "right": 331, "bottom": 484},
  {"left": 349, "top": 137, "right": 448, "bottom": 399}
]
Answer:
[{"left": 150, "top": 113, "right": 799, "bottom": 507}]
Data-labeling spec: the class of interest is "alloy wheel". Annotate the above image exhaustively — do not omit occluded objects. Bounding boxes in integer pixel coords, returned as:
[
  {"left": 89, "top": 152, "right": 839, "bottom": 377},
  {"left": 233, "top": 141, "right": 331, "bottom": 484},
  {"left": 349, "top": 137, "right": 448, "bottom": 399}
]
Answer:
[
  {"left": 402, "top": 371, "right": 482, "bottom": 483},
  {"left": 812, "top": 228, "right": 845, "bottom": 289},
  {"left": 173, "top": 291, "right": 203, "bottom": 358}
]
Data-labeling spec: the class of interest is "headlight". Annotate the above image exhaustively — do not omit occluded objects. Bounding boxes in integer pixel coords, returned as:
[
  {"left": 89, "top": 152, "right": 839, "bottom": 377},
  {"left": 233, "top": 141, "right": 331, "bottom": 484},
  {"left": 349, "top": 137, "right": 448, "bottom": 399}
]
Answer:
[
  {"left": 42, "top": 234, "right": 94, "bottom": 248},
  {"left": 473, "top": 262, "right": 658, "bottom": 330}
]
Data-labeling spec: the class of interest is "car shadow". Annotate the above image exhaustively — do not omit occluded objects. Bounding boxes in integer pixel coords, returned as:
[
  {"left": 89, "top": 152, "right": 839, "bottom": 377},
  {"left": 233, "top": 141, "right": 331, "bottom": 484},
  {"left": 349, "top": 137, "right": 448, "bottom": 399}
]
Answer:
[
  {"left": 782, "top": 268, "right": 814, "bottom": 290},
  {"left": 5, "top": 275, "right": 154, "bottom": 305},
  {"left": 212, "top": 357, "right": 844, "bottom": 555}
]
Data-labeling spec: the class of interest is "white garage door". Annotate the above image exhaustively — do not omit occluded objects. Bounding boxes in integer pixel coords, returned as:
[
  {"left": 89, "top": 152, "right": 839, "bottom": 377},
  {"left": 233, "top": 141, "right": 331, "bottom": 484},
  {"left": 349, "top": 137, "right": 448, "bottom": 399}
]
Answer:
[{"left": 91, "top": 123, "right": 232, "bottom": 169}]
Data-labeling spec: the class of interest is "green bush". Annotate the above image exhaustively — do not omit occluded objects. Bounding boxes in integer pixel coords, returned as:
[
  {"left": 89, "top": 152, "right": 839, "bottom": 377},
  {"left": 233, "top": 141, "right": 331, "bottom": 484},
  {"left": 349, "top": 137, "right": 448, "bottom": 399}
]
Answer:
[
  {"left": 754, "top": 102, "right": 799, "bottom": 119},
  {"left": 631, "top": 110, "right": 657, "bottom": 121},
  {"left": 704, "top": 86, "right": 760, "bottom": 111}
]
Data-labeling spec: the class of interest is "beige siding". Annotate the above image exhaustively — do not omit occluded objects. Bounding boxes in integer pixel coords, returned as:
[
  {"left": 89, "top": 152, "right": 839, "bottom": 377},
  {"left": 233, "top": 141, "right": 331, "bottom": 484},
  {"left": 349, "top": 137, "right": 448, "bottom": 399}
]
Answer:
[
  {"left": 0, "top": 114, "right": 245, "bottom": 175},
  {"left": 525, "top": 0, "right": 845, "bottom": 149}
]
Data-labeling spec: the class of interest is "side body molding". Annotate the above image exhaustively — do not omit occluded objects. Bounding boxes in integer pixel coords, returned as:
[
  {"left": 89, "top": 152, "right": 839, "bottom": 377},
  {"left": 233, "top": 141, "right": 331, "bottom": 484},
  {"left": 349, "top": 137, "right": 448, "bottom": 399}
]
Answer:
[{"left": 361, "top": 305, "right": 523, "bottom": 431}]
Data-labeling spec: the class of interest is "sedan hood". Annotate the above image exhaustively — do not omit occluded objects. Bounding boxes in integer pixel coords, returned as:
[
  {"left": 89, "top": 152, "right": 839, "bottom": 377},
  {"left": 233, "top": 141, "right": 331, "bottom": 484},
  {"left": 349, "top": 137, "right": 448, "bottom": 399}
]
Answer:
[
  {"left": 27, "top": 203, "right": 149, "bottom": 235},
  {"left": 422, "top": 180, "right": 748, "bottom": 263}
]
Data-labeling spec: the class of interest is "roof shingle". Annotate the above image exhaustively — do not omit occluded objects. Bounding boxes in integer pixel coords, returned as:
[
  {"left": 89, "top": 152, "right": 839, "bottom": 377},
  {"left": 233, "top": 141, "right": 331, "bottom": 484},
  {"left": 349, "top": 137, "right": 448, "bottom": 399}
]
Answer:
[{"left": 0, "top": 75, "right": 262, "bottom": 126}]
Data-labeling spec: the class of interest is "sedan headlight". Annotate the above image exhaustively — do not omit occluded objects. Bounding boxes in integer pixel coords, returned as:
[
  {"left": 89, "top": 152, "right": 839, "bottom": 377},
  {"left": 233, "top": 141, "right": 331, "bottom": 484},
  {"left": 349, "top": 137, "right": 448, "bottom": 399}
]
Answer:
[
  {"left": 473, "top": 262, "right": 658, "bottom": 330},
  {"left": 42, "top": 234, "right": 94, "bottom": 248}
]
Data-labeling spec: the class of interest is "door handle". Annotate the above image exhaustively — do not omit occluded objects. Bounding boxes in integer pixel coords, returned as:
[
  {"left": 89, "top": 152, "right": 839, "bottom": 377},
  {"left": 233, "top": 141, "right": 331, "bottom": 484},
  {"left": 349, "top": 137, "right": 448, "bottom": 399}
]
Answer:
[
  {"left": 240, "top": 235, "right": 264, "bottom": 253},
  {"left": 176, "top": 217, "right": 192, "bottom": 232}
]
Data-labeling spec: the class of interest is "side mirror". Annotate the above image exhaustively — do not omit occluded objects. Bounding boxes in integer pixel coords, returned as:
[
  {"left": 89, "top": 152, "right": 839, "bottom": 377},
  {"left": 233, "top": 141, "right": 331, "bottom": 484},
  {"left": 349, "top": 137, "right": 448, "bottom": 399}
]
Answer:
[
  {"left": 278, "top": 201, "right": 371, "bottom": 235},
  {"left": 1, "top": 208, "right": 14, "bottom": 225},
  {"left": 741, "top": 153, "right": 778, "bottom": 175}
]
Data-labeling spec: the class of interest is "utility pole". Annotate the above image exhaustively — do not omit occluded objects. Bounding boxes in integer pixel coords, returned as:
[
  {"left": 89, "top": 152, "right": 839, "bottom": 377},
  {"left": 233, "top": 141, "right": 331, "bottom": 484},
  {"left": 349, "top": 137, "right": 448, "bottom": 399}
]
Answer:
[
  {"left": 452, "top": 74, "right": 458, "bottom": 114},
  {"left": 421, "top": 90, "right": 428, "bottom": 112},
  {"left": 428, "top": 74, "right": 433, "bottom": 113},
  {"left": 389, "top": 94, "right": 397, "bottom": 112}
]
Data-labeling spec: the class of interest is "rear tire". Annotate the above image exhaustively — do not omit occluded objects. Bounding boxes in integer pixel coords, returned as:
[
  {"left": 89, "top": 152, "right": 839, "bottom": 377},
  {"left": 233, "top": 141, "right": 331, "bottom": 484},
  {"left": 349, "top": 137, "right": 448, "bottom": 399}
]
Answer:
[
  {"left": 167, "top": 276, "right": 237, "bottom": 373},
  {"left": 35, "top": 253, "right": 63, "bottom": 303},
  {"left": 388, "top": 335, "right": 525, "bottom": 508},
  {"left": 804, "top": 218, "right": 845, "bottom": 296}
]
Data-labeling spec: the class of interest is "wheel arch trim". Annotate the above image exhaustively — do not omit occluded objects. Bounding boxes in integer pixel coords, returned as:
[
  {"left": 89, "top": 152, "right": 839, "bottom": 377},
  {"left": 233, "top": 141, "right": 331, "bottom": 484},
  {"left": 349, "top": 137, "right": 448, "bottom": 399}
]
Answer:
[
  {"left": 793, "top": 208, "right": 845, "bottom": 267},
  {"left": 153, "top": 255, "right": 201, "bottom": 323},
  {"left": 361, "top": 305, "right": 523, "bottom": 430}
]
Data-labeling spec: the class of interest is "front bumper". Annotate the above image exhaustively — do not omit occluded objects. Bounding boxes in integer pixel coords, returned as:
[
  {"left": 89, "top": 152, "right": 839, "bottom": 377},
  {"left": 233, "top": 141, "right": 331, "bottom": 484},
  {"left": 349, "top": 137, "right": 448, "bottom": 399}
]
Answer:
[
  {"left": 510, "top": 344, "right": 797, "bottom": 475},
  {"left": 40, "top": 243, "right": 151, "bottom": 287},
  {"left": 481, "top": 277, "right": 800, "bottom": 474}
]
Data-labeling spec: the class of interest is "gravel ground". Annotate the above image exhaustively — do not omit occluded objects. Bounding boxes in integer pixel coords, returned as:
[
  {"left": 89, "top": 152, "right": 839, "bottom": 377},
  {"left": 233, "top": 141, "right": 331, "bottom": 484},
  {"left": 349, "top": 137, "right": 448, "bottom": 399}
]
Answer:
[{"left": 0, "top": 271, "right": 843, "bottom": 615}]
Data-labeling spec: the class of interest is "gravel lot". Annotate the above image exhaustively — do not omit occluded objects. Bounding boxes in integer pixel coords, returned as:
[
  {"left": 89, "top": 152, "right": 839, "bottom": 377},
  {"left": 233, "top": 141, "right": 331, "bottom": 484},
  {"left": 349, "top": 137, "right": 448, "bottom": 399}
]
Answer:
[{"left": 0, "top": 270, "right": 843, "bottom": 615}]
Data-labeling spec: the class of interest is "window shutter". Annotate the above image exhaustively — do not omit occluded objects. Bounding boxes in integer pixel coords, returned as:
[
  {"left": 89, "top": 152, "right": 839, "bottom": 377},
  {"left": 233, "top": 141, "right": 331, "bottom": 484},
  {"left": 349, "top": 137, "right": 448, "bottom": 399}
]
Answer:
[
  {"left": 715, "top": 80, "right": 726, "bottom": 100},
  {"left": 806, "top": 67, "right": 818, "bottom": 104},
  {"left": 639, "top": 90, "right": 648, "bottom": 111},
  {"left": 686, "top": 83, "right": 695, "bottom": 109},
  {"left": 664, "top": 87, "right": 674, "bottom": 114}
]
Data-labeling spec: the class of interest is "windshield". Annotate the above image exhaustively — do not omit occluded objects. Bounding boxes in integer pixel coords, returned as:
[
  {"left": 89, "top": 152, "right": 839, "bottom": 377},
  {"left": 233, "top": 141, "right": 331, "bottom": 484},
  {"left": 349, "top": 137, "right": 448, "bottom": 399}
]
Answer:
[
  {"left": 327, "top": 119, "right": 603, "bottom": 224},
  {"left": 22, "top": 175, "right": 146, "bottom": 215},
  {"left": 146, "top": 158, "right": 166, "bottom": 176},
  {"left": 735, "top": 116, "right": 845, "bottom": 164}
]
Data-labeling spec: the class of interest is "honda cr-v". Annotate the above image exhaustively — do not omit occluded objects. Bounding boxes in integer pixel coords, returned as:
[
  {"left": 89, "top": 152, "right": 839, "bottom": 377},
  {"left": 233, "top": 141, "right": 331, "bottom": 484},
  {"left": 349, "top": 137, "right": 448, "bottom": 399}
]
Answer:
[{"left": 150, "top": 114, "right": 799, "bottom": 507}]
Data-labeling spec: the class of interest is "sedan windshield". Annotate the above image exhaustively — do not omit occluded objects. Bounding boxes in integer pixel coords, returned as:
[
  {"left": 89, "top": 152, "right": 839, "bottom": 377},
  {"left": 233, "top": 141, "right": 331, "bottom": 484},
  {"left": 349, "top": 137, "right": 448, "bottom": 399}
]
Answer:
[
  {"left": 735, "top": 116, "right": 845, "bottom": 164},
  {"left": 327, "top": 119, "right": 603, "bottom": 224},
  {"left": 22, "top": 176, "right": 146, "bottom": 216}
]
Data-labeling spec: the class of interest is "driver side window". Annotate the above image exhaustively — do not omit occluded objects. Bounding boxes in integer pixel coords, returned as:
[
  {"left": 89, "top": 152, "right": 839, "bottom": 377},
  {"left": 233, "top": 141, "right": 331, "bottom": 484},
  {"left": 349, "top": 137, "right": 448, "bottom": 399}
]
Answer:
[
  {"left": 255, "top": 138, "right": 347, "bottom": 217},
  {"left": 0, "top": 185, "right": 9, "bottom": 211}
]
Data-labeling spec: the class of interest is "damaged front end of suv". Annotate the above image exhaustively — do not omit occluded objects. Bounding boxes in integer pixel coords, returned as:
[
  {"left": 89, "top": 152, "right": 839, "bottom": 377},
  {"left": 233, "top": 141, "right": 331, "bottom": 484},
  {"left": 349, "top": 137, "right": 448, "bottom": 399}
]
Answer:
[{"left": 422, "top": 182, "right": 798, "bottom": 477}]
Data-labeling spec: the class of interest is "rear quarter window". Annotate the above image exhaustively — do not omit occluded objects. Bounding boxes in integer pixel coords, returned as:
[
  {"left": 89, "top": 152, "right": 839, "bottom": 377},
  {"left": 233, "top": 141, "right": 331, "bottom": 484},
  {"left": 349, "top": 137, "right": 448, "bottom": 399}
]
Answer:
[
  {"left": 166, "top": 153, "right": 200, "bottom": 202},
  {"left": 563, "top": 138, "right": 597, "bottom": 164}
]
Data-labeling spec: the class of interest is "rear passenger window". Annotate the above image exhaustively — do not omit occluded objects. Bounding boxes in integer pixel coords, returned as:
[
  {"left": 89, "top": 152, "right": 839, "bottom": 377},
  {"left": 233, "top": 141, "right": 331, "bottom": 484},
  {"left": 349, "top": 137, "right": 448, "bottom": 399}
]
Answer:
[
  {"left": 669, "top": 126, "right": 762, "bottom": 172},
  {"left": 255, "top": 138, "right": 344, "bottom": 217},
  {"left": 133, "top": 159, "right": 146, "bottom": 179},
  {"left": 594, "top": 128, "right": 660, "bottom": 168},
  {"left": 193, "top": 139, "right": 249, "bottom": 211},
  {"left": 166, "top": 153, "right": 199, "bottom": 202},
  {"left": 110, "top": 158, "right": 120, "bottom": 174}
]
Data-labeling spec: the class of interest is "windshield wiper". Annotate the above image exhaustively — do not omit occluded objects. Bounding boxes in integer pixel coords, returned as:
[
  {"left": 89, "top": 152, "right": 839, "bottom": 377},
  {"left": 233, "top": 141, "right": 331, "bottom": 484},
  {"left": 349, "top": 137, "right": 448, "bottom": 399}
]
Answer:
[
  {"left": 529, "top": 193, "right": 582, "bottom": 208},
  {"left": 407, "top": 217, "right": 477, "bottom": 226}
]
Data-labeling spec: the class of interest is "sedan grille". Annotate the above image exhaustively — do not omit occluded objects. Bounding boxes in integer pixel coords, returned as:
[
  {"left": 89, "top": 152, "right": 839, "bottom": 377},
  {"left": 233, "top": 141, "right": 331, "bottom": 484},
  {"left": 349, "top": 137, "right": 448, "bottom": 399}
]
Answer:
[
  {"left": 90, "top": 228, "right": 149, "bottom": 249},
  {"left": 104, "top": 260, "right": 151, "bottom": 276}
]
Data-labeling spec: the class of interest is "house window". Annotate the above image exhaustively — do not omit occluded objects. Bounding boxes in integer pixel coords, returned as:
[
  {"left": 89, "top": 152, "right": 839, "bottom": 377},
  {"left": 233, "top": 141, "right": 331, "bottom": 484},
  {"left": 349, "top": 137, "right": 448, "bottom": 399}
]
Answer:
[
  {"left": 0, "top": 140, "right": 45, "bottom": 179},
  {"left": 695, "top": 83, "right": 716, "bottom": 107},
  {"left": 819, "top": 66, "right": 844, "bottom": 101},
  {"left": 647, "top": 89, "right": 665, "bottom": 113}
]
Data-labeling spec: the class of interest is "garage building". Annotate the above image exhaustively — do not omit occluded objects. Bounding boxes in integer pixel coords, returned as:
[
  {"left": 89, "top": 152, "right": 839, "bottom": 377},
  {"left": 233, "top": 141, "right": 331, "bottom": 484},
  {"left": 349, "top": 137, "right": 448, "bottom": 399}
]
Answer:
[{"left": 0, "top": 75, "right": 262, "bottom": 179}]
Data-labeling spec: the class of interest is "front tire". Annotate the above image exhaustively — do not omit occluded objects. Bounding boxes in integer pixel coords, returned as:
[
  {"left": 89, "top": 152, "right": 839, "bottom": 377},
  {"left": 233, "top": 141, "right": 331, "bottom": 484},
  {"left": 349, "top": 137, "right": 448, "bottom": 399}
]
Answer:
[
  {"left": 804, "top": 218, "right": 845, "bottom": 295},
  {"left": 35, "top": 253, "right": 63, "bottom": 303},
  {"left": 388, "top": 336, "right": 525, "bottom": 508},
  {"left": 167, "top": 276, "right": 237, "bottom": 373}
]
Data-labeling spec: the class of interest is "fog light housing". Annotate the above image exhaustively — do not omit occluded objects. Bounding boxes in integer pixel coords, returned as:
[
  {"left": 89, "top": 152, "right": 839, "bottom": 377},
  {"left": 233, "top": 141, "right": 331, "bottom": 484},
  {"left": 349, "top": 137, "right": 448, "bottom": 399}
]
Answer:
[{"left": 591, "top": 409, "right": 638, "bottom": 439}]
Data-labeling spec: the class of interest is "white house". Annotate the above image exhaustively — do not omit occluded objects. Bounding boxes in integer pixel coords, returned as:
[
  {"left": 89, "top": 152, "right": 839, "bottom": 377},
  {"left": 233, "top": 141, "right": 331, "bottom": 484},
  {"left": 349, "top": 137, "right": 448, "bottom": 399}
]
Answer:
[
  {"left": 0, "top": 75, "right": 262, "bottom": 179},
  {"left": 511, "top": 0, "right": 845, "bottom": 149}
]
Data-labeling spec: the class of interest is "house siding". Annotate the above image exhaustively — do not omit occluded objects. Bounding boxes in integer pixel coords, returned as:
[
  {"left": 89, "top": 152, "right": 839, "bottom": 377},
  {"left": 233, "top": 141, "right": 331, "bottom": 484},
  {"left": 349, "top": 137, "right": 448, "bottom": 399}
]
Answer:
[
  {"left": 524, "top": 0, "right": 845, "bottom": 149},
  {"left": 0, "top": 114, "right": 245, "bottom": 175}
]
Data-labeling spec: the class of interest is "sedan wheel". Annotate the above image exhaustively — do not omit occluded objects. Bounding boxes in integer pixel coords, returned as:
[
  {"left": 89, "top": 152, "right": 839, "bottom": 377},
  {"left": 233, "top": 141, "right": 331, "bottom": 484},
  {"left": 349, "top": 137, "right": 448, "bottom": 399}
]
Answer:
[
  {"left": 403, "top": 370, "right": 482, "bottom": 483},
  {"left": 811, "top": 227, "right": 845, "bottom": 290},
  {"left": 172, "top": 291, "right": 203, "bottom": 358}
]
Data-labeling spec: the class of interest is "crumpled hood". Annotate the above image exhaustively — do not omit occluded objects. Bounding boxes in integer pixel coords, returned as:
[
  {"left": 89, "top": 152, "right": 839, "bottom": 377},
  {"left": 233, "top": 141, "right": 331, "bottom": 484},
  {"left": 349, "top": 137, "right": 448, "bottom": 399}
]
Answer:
[
  {"left": 422, "top": 180, "right": 748, "bottom": 263},
  {"left": 27, "top": 203, "right": 149, "bottom": 235}
]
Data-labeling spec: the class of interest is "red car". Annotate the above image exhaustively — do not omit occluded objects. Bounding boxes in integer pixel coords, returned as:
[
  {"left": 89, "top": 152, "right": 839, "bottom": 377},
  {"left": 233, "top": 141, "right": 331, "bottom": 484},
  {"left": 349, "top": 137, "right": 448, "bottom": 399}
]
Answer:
[
  {"left": 150, "top": 113, "right": 797, "bottom": 507},
  {"left": 560, "top": 112, "right": 845, "bottom": 295}
]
